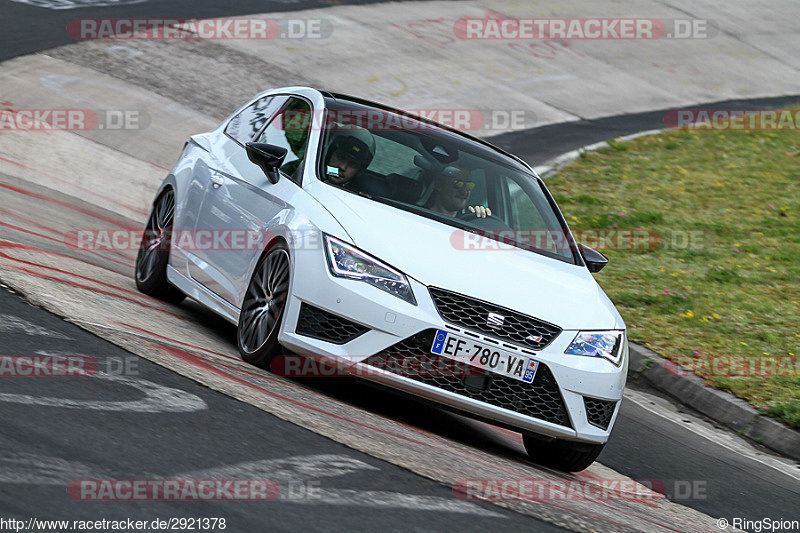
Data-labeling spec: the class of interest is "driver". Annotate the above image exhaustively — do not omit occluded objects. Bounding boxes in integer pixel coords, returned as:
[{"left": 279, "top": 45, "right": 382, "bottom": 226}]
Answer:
[
  {"left": 323, "top": 126, "right": 376, "bottom": 186},
  {"left": 429, "top": 166, "right": 492, "bottom": 218}
]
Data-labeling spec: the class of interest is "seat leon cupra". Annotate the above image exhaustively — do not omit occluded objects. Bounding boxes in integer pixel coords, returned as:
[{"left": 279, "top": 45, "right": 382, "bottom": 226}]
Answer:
[{"left": 135, "top": 86, "right": 628, "bottom": 471}]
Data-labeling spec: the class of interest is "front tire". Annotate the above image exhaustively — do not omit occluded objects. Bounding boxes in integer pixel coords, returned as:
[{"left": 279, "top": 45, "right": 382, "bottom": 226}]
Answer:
[
  {"left": 237, "top": 243, "right": 290, "bottom": 368},
  {"left": 135, "top": 188, "right": 185, "bottom": 304},
  {"left": 523, "top": 434, "right": 605, "bottom": 472}
]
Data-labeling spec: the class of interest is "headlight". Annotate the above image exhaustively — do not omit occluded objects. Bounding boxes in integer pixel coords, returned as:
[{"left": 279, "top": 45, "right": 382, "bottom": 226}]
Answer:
[
  {"left": 324, "top": 235, "right": 416, "bottom": 305},
  {"left": 565, "top": 331, "right": 625, "bottom": 366}
]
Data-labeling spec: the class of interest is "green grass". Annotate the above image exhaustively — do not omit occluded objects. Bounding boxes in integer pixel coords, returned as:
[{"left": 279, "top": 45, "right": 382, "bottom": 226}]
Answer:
[{"left": 547, "top": 128, "right": 800, "bottom": 429}]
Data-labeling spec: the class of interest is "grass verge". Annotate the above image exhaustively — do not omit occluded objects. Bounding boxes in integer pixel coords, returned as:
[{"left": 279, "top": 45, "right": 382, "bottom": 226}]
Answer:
[{"left": 546, "top": 127, "right": 800, "bottom": 429}]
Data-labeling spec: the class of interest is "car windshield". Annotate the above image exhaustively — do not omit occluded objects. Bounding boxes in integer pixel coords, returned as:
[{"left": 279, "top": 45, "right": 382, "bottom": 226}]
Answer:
[{"left": 317, "top": 98, "right": 578, "bottom": 264}]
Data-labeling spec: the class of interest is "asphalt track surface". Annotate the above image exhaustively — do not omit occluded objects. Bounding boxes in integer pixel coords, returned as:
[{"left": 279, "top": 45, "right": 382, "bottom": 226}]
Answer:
[
  {"left": 1, "top": 142, "right": 799, "bottom": 531},
  {"left": 490, "top": 94, "right": 800, "bottom": 165},
  {"left": 0, "top": 285, "right": 554, "bottom": 531},
  {"left": 0, "top": 0, "right": 416, "bottom": 62},
  {"left": 1, "top": 1, "right": 800, "bottom": 531}
]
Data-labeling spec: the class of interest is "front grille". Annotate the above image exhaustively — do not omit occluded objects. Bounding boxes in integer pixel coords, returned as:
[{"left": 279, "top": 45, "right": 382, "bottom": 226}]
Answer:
[
  {"left": 295, "top": 303, "right": 369, "bottom": 344},
  {"left": 584, "top": 397, "right": 617, "bottom": 430},
  {"left": 365, "top": 329, "right": 572, "bottom": 428},
  {"left": 428, "top": 287, "right": 561, "bottom": 351}
]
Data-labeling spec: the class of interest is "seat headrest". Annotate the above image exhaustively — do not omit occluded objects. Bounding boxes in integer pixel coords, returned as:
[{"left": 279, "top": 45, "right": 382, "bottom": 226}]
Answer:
[{"left": 387, "top": 173, "right": 424, "bottom": 204}]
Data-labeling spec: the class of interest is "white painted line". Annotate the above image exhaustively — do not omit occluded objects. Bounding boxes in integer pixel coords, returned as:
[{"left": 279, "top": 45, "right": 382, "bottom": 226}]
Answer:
[
  {"left": 7, "top": 0, "right": 146, "bottom": 9},
  {"left": 0, "top": 452, "right": 99, "bottom": 484},
  {"left": 624, "top": 389, "right": 800, "bottom": 482},
  {"left": 0, "top": 371, "right": 207, "bottom": 412},
  {"left": 181, "top": 454, "right": 503, "bottom": 517},
  {"left": 0, "top": 314, "right": 72, "bottom": 339},
  {"left": 181, "top": 454, "right": 380, "bottom": 482},
  {"left": 535, "top": 129, "right": 664, "bottom": 178},
  {"left": 292, "top": 488, "right": 505, "bottom": 516}
]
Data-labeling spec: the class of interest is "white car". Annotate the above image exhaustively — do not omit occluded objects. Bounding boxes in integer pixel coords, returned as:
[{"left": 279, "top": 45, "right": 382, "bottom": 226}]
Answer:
[{"left": 135, "top": 87, "right": 627, "bottom": 472}]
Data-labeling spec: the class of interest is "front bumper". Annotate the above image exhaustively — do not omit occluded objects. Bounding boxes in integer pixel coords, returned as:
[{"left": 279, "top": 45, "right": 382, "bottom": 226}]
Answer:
[{"left": 278, "top": 245, "right": 626, "bottom": 444}]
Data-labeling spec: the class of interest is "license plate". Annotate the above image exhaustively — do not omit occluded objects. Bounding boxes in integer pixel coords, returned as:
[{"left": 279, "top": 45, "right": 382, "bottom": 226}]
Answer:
[{"left": 431, "top": 330, "right": 538, "bottom": 383}]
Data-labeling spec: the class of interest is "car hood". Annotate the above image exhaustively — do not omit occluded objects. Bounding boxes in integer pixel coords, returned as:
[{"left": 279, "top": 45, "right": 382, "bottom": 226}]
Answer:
[{"left": 310, "top": 184, "right": 624, "bottom": 331}]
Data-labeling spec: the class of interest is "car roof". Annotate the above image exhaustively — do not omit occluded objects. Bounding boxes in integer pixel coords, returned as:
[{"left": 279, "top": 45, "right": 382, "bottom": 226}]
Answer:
[{"left": 319, "top": 90, "right": 536, "bottom": 174}]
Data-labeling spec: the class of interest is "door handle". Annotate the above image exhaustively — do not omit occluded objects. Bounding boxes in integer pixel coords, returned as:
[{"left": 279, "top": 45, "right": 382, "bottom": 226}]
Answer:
[{"left": 209, "top": 172, "right": 225, "bottom": 189}]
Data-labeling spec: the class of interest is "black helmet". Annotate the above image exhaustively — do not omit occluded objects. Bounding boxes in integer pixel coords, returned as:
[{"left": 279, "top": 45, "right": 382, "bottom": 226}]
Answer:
[{"left": 327, "top": 125, "right": 376, "bottom": 169}]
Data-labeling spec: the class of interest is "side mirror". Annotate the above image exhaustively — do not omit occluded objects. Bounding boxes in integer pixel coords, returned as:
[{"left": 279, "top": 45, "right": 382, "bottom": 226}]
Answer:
[
  {"left": 245, "top": 142, "right": 287, "bottom": 184},
  {"left": 578, "top": 243, "right": 609, "bottom": 273}
]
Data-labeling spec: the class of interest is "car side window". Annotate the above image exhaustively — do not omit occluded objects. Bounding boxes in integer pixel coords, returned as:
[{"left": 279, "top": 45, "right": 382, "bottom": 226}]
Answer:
[
  {"left": 256, "top": 98, "right": 313, "bottom": 183},
  {"left": 367, "top": 136, "right": 420, "bottom": 177},
  {"left": 224, "top": 96, "right": 281, "bottom": 145},
  {"left": 505, "top": 176, "right": 546, "bottom": 230}
]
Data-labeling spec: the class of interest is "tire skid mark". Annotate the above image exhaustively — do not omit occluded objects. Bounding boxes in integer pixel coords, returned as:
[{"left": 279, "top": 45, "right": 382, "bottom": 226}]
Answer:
[
  {"left": 147, "top": 338, "right": 675, "bottom": 531},
  {"left": 136, "top": 327, "right": 550, "bottom": 482},
  {"left": 112, "top": 323, "right": 531, "bottom": 459},
  {"left": 158, "top": 340, "right": 554, "bottom": 477},
  {"left": 0, "top": 239, "right": 197, "bottom": 324},
  {"left": 0, "top": 154, "right": 149, "bottom": 216},
  {"left": 0, "top": 205, "right": 135, "bottom": 263},
  {"left": 110, "top": 321, "right": 432, "bottom": 410},
  {"left": 0, "top": 249, "right": 152, "bottom": 304},
  {"left": 1, "top": 246, "right": 681, "bottom": 529},
  {"left": 0, "top": 214, "right": 696, "bottom": 529},
  {"left": 0, "top": 220, "right": 133, "bottom": 269},
  {"left": 0, "top": 238, "right": 131, "bottom": 279},
  {"left": 116, "top": 321, "right": 242, "bottom": 363},
  {"left": 100, "top": 321, "right": 385, "bottom": 408},
  {"left": 0, "top": 181, "right": 139, "bottom": 230},
  {"left": 572, "top": 470, "right": 664, "bottom": 506},
  {"left": 0, "top": 206, "right": 62, "bottom": 239},
  {"left": 123, "top": 323, "right": 670, "bottom": 521},
  {"left": 3, "top": 264, "right": 187, "bottom": 321}
]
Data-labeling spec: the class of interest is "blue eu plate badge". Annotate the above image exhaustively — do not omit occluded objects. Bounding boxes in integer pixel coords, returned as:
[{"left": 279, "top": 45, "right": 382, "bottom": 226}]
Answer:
[
  {"left": 523, "top": 359, "right": 538, "bottom": 383},
  {"left": 431, "top": 330, "right": 447, "bottom": 354}
]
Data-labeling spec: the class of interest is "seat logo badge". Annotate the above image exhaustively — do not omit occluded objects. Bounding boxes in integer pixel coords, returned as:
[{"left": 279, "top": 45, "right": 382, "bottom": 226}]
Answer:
[
  {"left": 525, "top": 334, "right": 543, "bottom": 345},
  {"left": 487, "top": 312, "right": 505, "bottom": 328}
]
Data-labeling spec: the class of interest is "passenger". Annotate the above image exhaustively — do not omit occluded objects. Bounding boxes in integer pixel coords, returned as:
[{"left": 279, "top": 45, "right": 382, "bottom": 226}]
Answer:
[
  {"left": 323, "top": 126, "right": 376, "bottom": 186},
  {"left": 429, "top": 166, "right": 492, "bottom": 218}
]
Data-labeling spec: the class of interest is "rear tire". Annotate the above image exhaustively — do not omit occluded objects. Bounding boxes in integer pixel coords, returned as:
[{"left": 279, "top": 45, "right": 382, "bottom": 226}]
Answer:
[
  {"left": 135, "top": 188, "right": 185, "bottom": 304},
  {"left": 522, "top": 434, "right": 605, "bottom": 472},
  {"left": 237, "top": 243, "right": 290, "bottom": 368}
]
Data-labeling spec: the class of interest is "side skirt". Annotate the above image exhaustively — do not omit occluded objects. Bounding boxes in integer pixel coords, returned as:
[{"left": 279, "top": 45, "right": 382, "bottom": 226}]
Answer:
[{"left": 167, "top": 265, "right": 240, "bottom": 325}]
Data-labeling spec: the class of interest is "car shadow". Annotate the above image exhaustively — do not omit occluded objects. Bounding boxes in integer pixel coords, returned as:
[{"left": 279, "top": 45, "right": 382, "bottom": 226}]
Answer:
[{"left": 173, "top": 298, "right": 534, "bottom": 466}]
